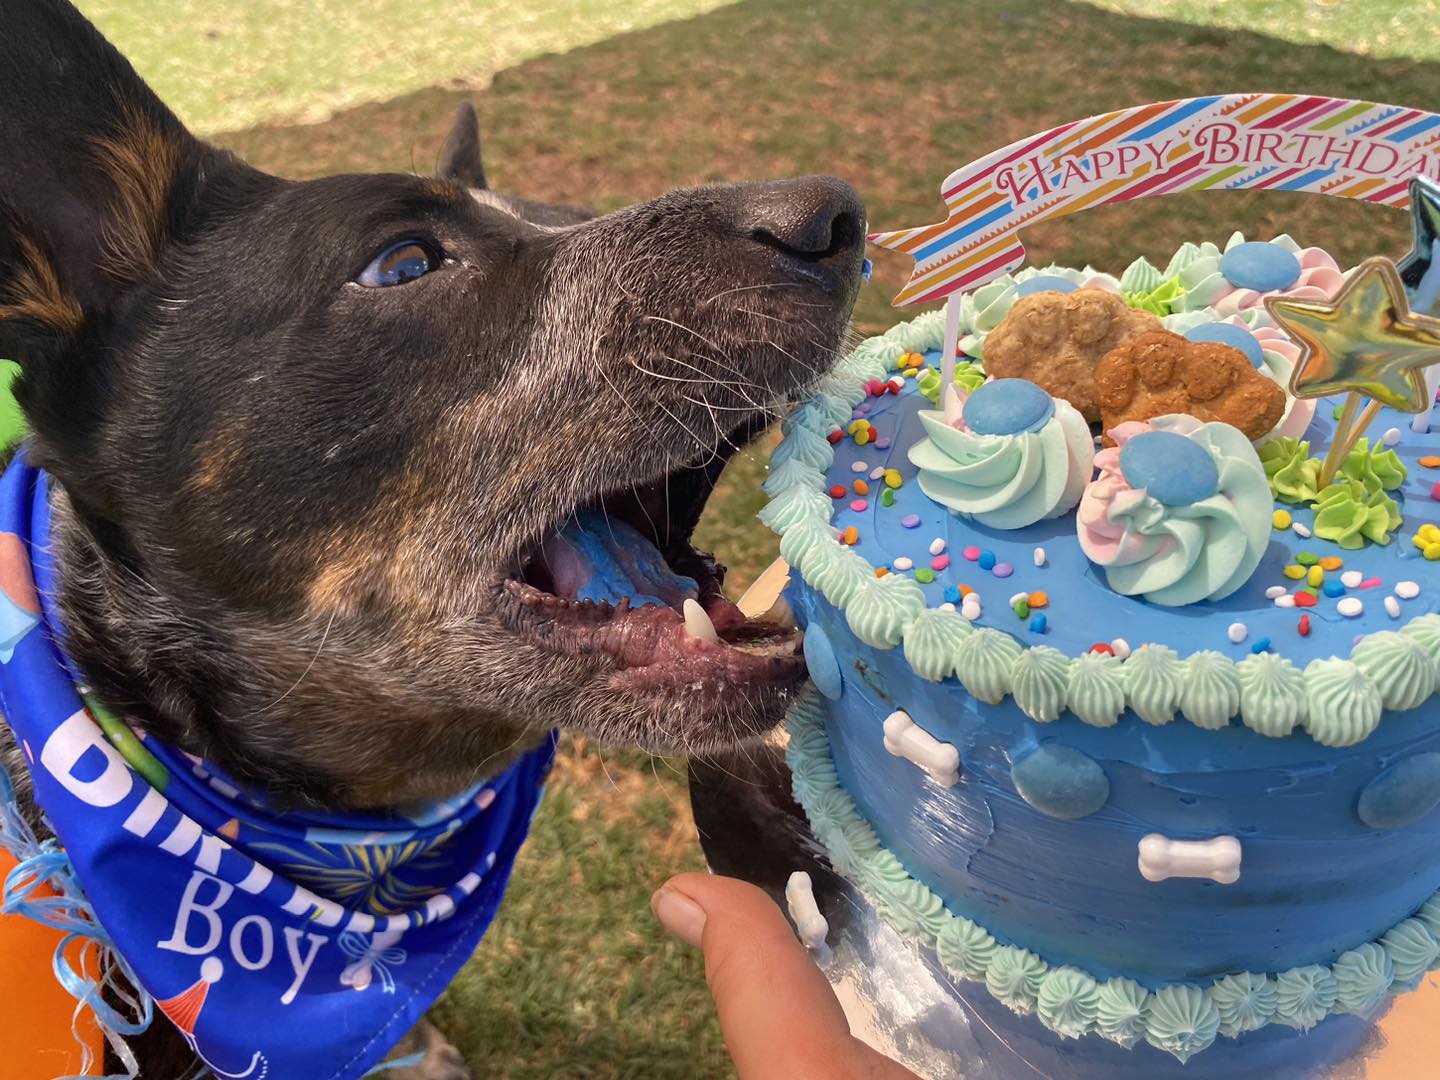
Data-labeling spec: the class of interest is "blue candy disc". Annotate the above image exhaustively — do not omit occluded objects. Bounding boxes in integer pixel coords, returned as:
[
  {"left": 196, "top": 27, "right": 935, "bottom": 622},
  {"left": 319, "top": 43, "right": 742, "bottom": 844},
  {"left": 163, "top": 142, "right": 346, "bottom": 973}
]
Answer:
[
  {"left": 1119, "top": 430, "right": 1220, "bottom": 506},
  {"left": 964, "top": 378, "right": 1055, "bottom": 436},
  {"left": 1015, "top": 274, "right": 1079, "bottom": 297},
  {"left": 1183, "top": 322, "right": 1265, "bottom": 368},
  {"left": 803, "top": 623, "right": 843, "bottom": 700},
  {"left": 1011, "top": 744, "right": 1110, "bottom": 820},
  {"left": 1357, "top": 753, "right": 1440, "bottom": 829},
  {"left": 1219, "top": 241, "right": 1302, "bottom": 292}
]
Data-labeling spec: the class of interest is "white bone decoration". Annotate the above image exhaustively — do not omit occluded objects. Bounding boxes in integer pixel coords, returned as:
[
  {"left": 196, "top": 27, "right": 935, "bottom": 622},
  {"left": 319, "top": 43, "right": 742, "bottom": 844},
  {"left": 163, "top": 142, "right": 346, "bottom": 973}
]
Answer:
[
  {"left": 883, "top": 709, "right": 960, "bottom": 787},
  {"left": 1138, "top": 834, "right": 1242, "bottom": 885},
  {"left": 785, "top": 870, "right": 830, "bottom": 955}
]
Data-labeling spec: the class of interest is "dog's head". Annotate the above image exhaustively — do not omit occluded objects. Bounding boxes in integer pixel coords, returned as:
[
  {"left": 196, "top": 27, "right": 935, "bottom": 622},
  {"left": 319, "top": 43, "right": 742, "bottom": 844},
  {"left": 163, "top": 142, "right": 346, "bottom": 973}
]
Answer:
[{"left": 0, "top": 1, "right": 863, "bottom": 807}]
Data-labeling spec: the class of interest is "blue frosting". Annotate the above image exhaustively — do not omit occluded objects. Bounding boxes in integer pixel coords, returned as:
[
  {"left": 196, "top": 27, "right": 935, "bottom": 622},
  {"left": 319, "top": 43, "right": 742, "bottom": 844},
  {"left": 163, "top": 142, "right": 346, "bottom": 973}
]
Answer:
[
  {"left": 963, "top": 378, "right": 1055, "bottom": 436},
  {"left": 1357, "top": 752, "right": 1440, "bottom": 829},
  {"left": 1183, "top": 322, "right": 1265, "bottom": 368},
  {"left": 1010, "top": 744, "right": 1110, "bottom": 820},
  {"left": 557, "top": 509, "right": 698, "bottom": 607},
  {"left": 1219, "top": 241, "right": 1302, "bottom": 292},
  {"left": 804, "top": 622, "right": 844, "bottom": 700},
  {"left": 1118, "top": 431, "right": 1221, "bottom": 507},
  {"left": 818, "top": 349, "right": 1440, "bottom": 666},
  {"left": 1014, "top": 274, "right": 1080, "bottom": 297},
  {"left": 788, "top": 583, "right": 1440, "bottom": 984}
]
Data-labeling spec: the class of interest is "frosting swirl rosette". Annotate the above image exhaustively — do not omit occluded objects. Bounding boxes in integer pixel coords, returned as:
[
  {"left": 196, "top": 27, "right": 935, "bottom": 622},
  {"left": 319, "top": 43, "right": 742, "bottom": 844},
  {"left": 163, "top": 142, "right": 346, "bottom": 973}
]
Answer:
[
  {"left": 1077, "top": 415, "right": 1270, "bottom": 606},
  {"left": 1173, "top": 232, "right": 1345, "bottom": 316},
  {"left": 908, "top": 378, "right": 1095, "bottom": 529}
]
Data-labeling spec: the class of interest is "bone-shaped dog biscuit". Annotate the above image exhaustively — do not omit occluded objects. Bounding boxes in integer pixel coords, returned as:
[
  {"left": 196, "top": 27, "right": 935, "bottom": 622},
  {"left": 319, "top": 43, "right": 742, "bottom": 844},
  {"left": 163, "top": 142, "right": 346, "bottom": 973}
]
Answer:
[
  {"left": 882, "top": 710, "right": 960, "bottom": 787},
  {"left": 1137, "top": 834, "right": 1241, "bottom": 884},
  {"left": 785, "top": 871, "right": 830, "bottom": 954}
]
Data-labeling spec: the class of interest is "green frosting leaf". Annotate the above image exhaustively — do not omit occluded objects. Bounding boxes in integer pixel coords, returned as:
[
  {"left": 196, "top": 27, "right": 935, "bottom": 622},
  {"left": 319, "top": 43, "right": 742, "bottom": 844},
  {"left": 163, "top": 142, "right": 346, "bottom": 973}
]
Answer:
[
  {"left": 1095, "top": 977, "right": 1150, "bottom": 1049},
  {"left": 1236, "top": 652, "right": 1307, "bottom": 737},
  {"left": 1312, "top": 478, "right": 1401, "bottom": 549},
  {"left": 1257, "top": 437, "right": 1321, "bottom": 504},
  {"left": 902, "top": 607, "right": 974, "bottom": 682},
  {"left": 846, "top": 573, "right": 926, "bottom": 649},
  {"left": 1302, "top": 658, "right": 1382, "bottom": 747},
  {"left": 1036, "top": 966, "right": 1099, "bottom": 1040},
  {"left": 1211, "top": 972, "right": 1276, "bottom": 1038},
  {"left": 1066, "top": 652, "right": 1126, "bottom": 728},
  {"left": 1180, "top": 651, "right": 1241, "bottom": 730},
  {"left": 1123, "top": 644, "right": 1183, "bottom": 726},
  {"left": 936, "top": 917, "right": 997, "bottom": 982},
  {"left": 917, "top": 360, "right": 985, "bottom": 405},
  {"left": 1275, "top": 965, "right": 1338, "bottom": 1031},
  {"left": 1010, "top": 647, "right": 1072, "bottom": 723},
  {"left": 1351, "top": 631, "right": 1439, "bottom": 711},
  {"left": 1256, "top": 436, "right": 1405, "bottom": 546},
  {"left": 985, "top": 945, "right": 1047, "bottom": 1016},
  {"left": 1381, "top": 918, "right": 1440, "bottom": 991},
  {"left": 954, "top": 628, "right": 1023, "bottom": 704},
  {"left": 1122, "top": 275, "right": 1185, "bottom": 317},
  {"left": 1332, "top": 943, "right": 1395, "bottom": 1016},
  {"left": 1144, "top": 985, "right": 1220, "bottom": 1064},
  {"left": 1341, "top": 437, "right": 1407, "bottom": 492}
]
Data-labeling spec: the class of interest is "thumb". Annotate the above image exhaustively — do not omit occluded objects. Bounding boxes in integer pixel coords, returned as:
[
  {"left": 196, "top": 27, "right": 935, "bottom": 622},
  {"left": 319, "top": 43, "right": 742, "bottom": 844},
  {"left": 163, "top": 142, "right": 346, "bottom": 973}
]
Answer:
[{"left": 652, "top": 872, "right": 916, "bottom": 1080}]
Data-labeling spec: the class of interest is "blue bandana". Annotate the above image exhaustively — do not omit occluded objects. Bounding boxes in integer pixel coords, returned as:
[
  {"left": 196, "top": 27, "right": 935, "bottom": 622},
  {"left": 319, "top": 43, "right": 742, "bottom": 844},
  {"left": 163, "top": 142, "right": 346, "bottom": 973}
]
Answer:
[{"left": 0, "top": 449, "right": 554, "bottom": 1079}]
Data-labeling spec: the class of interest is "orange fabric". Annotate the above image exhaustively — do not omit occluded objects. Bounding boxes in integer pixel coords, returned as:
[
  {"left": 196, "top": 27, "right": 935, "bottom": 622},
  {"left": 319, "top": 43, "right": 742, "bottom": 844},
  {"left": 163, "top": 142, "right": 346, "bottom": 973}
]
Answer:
[{"left": 0, "top": 848, "right": 104, "bottom": 1079}]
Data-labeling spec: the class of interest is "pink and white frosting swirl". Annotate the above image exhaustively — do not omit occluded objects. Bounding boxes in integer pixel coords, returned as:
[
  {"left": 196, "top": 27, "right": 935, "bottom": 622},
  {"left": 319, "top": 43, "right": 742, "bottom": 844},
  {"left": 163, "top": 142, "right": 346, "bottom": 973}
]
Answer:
[{"left": 1174, "top": 233, "right": 1345, "bottom": 317}]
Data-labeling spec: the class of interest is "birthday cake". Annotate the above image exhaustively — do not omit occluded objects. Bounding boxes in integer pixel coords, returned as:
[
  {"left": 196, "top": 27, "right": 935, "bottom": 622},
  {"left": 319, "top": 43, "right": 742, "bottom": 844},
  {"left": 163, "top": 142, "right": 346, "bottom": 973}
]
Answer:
[{"left": 765, "top": 211, "right": 1440, "bottom": 1076}]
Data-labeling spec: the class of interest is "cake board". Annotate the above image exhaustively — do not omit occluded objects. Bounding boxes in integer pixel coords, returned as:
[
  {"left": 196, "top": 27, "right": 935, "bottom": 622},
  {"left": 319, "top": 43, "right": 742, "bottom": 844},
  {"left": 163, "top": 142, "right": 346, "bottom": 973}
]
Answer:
[{"left": 685, "top": 558, "right": 1440, "bottom": 1080}]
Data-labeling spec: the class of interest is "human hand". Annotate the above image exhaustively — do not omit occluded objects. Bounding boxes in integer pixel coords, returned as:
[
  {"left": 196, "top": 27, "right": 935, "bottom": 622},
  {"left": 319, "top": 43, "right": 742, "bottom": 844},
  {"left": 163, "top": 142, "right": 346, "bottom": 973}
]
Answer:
[{"left": 651, "top": 872, "right": 921, "bottom": 1080}]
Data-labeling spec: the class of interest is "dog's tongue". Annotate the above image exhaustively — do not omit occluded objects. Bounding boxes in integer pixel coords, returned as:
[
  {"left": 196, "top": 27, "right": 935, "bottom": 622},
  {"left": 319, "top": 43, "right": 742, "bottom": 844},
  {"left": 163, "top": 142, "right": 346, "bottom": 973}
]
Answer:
[{"left": 538, "top": 510, "right": 699, "bottom": 607}]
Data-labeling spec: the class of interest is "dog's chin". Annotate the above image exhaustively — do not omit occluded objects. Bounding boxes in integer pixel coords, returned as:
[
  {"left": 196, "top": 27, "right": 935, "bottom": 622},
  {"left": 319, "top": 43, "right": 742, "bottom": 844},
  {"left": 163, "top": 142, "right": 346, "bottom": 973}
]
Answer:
[{"left": 493, "top": 406, "right": 806, "bottom": 746}]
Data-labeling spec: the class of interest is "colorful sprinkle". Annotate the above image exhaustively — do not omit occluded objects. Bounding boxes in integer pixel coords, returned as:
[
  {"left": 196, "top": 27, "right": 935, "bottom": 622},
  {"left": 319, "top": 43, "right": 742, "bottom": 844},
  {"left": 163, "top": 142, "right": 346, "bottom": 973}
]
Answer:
[
  {"left": 1337, "top": 597, "right": 1364, "bottom": 618},
  {"left": 850, "top": 461, "right": 868, "bottom": 473},
  {"left": 1421, "top": 456, "right": 1440, "bottom": 468},
  {"left": 874, "top": 566, "right": 889, "bottom": 578},
  {"left": 963, "top": 545, "right": 982, "bottom": 561},
  {"left": 1265, "top": 585, "right": 1287, "bottom": 599},
  {"left": 1250, "top": 637, "right": 1272, "bottom": 654},
  {"left": 853, "top": 479, "right": 870, "bottom": 496},
  {"left": 943, "top": 585, "right": 962, "bottom": 604},
  {"left": 915, "top": 568, "right": 936, "bottom": 584},
  {"left": 1294, "top": 591, "right": 1317, "bottom": 608},
  {"left": 932, "top": 554, "right": 951, "bottom": 572},
  {"left": 1295, "top": 551, "right": 1318, "bottom": 566},
  {"left": 1110, "top": 638, "right": 1131, "bottom": 660},
  {"left": 1382, "top": 427, "right": 1402, "bottom": 447},
  {"left": 847, "top": 419, "right": 866, "bottom": 435},
  {"left": 1323, "top": 580, "right": 1345, "bottom": 598},
  {"left": 893, "top": 557, "right": 913, "bottom": 571},
  {"left": 850, "top": 499, "right": 868, "bottom": 512},
  {"left": 1426, "top": 543, "right": 1440, "bottom": 561},
  {"left": 1027, "top": 591, "right": 1049, "bottom": 609},
  {"left": 993, "top": 562, "right": 1014, "bottom": 578},
  {"left": 1358, "top": 577, "right": 1383, "bottom": 589},
  {"left": 1274, "top": 594, "right": 1296, "bottom": 609},
  {"left": 874, "top": 438, "right": 892, "bottom": 450},
  {"left": 1341, "top": 570, "right": 1364, "bottom": 589},
  {"left": 1298, "top": 614, "right": 1311, "bottom": 637},
  {"left": 1227, "top": 622, "right": 1247, "bottom": 644},
  {"left": 826, "top": 429, "right": 843, "bottom": 445},
  {"left": 1013, "top": 598, "right": 1031, "bottom": 619},
  {"left": 1396, "top": 580, "right": 1421, "bottom": 600},
  {"left": 1292, "top": 522, "right": 1312, "bottom": 538},
  {"left": 1282, "top": 564, "right": 1306, "bottom": 580},
  {"left": 884, "top": 469, "right": 903, "bottom": 489},
  {"left": 978, "top": 550, "right": 997, "bottom": 570},
  {"left": 842, "top": 526, "right": 858, "bottom": 545},
  {"left": 1386, "top": 596, "right": 1402, "bottom": 619},
  {"left": 1306, "top": 565, "right": 1324, "bottom": 588},
  {"left": 1272, "top": 509, "right": 1292, "bottom": 530},
  {"left": 901, "top": 514, "right": 921, "bottom": 529},
  {"left": 958, "top": 584, "right": 975, "bottom": 598},
  {"left": 855, "top": 430, "right": 870, "bottom": 446},
  {"left": 1090, "top": 643, "right": 1114, "bottom": 656},
  {"left": 929, "top": 538, "right": 947, "bottom": 556},
  {"left": 1431, "top": 482, "right": 1440, "bottom": 501},
  {"left": 1319, "top": 556, "right": 1343, "bottom": 571},
  {"left": 829, "top": 485, "right": 845, "bottom": 499},
  {"left": 1029, "top": 614, "right": 1048, "bottom": 634},
  {"left": 881, "top": 487, "right": 895, "bottom": 508},
  {"left": 869, "top": 466, "right": 886, "bottom": 480},
  {"left": 1033, "top": 547, "right": 1047, "bottom": 567}
]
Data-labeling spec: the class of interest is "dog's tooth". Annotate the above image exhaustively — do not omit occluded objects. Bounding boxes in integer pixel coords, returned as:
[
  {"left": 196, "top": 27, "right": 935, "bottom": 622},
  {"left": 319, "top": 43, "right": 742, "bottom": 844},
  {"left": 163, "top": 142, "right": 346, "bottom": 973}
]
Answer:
[
  {"left": 683, "top": 598, "right": 721, "bottom": 644},
  {"left": 758, "top": 595, "right": 796, "bottom": 630}
]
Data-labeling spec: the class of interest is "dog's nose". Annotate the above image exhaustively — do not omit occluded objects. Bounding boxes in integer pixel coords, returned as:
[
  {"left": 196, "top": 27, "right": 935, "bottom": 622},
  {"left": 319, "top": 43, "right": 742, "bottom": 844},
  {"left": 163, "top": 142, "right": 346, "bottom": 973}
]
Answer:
[{"left": 741, "top": 176, "right": 864, "bottom": 260}]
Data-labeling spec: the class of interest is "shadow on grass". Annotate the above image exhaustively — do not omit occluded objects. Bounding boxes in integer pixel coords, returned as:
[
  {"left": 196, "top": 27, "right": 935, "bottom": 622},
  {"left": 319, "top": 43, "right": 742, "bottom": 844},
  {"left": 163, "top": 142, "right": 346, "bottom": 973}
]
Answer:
[{"left": 213, "top": 3, "right": 1440, "bottom": 1076}]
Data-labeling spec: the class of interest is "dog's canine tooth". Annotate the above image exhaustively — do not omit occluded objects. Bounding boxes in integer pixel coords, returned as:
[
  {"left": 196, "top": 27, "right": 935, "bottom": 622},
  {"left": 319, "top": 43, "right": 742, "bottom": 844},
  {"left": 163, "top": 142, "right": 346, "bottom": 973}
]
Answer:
[{"left": 682, "top": 598, "right": 721, "bottom": 644}]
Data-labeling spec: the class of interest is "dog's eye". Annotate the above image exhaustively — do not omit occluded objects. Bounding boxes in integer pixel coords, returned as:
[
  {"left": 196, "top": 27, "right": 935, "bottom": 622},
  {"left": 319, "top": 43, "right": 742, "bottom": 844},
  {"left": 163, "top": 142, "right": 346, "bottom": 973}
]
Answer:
[{"left": 356, "top": 240, "right": 440, "bottom": 287}]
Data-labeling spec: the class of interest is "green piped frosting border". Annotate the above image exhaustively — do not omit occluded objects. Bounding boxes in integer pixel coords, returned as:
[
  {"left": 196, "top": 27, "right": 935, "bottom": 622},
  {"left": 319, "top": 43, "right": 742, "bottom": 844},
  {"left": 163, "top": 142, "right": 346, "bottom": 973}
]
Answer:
[
  {"left": 784, "top": 689, "right": 1440, "bottom": 1061},
  {"left": 764, "top": 307, "right": 1440, "bottom": 748}
]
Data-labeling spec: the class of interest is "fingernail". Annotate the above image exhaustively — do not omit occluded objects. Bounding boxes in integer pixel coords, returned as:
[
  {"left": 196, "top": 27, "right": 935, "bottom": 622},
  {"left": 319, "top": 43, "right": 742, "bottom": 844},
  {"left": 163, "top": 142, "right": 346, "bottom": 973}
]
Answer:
[{"left": 651, "top": 886, "right": 706, "bottom": 948}]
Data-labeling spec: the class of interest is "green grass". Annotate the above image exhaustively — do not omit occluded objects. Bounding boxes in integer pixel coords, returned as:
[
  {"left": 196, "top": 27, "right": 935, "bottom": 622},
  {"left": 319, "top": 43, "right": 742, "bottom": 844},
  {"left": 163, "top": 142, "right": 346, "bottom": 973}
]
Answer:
[
  {"left": 70, "top": 1, "right": 1440, "bottom": 1074},
  {"left": 79, "top": 0, "right": 737, "bottom": 135}
]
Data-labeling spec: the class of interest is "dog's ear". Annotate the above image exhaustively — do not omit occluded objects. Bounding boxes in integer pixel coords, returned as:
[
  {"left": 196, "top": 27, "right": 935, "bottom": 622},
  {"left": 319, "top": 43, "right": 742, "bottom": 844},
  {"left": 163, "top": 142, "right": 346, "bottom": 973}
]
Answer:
[
  {"left": 0, "top": 0, "right": 212, "bottom": 360},
  {"left": 436, "top": 101, "right": 487, "bottom": 190}
]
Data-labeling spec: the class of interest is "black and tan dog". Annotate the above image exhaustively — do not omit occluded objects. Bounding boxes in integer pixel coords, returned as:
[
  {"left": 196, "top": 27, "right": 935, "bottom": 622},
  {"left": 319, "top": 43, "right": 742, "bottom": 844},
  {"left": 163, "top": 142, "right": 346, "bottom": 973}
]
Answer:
[{"left": 0, "top": 0, "right": 863, "bottom": 1074}]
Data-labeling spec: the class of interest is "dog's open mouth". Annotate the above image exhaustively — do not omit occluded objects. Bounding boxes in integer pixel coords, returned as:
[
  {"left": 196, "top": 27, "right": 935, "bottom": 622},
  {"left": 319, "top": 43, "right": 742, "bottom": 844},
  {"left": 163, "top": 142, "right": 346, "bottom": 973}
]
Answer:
[{"left": 500, "top": 420, "right": 804, "bottom": 691}]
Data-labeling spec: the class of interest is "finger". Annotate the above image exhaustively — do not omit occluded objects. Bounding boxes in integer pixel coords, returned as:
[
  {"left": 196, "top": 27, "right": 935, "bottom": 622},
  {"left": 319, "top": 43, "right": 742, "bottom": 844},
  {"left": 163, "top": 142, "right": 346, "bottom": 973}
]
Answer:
[{"left": 653, "top": 872, "right": 913, "bottom": 1080}]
